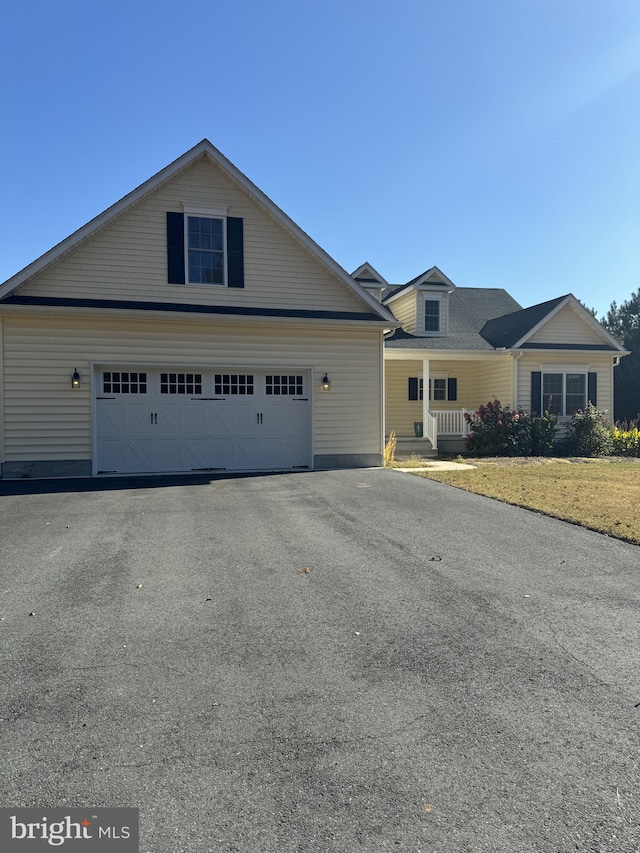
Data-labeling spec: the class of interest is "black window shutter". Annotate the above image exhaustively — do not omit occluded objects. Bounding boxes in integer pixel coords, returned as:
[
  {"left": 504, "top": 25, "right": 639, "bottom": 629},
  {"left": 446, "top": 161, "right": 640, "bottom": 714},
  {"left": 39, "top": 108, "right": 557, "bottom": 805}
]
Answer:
[
  {"left": 588, "top": 372, "right": 597, "bottom": 406},
  {"left": 448, "top": 377, "right": 457, "bottom": 401},
  {"left": 531, "top": 371, "right": 541, "bottom": 415},
  {"left": 167, "top": 212, "right": 185, "bottom": 284},
  {"left": 227, "top": 217, "right": 244, "bottom": 288},
  {"left": 408, "top": 378, "right": 419, "bottom": 401}
]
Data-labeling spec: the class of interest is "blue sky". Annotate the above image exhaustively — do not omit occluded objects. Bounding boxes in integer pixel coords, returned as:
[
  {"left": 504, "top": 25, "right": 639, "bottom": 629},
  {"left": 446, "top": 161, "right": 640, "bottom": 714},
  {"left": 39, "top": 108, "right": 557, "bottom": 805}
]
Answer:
[{"left": 1, "top": 0, "right": 639, "bottom": 318}]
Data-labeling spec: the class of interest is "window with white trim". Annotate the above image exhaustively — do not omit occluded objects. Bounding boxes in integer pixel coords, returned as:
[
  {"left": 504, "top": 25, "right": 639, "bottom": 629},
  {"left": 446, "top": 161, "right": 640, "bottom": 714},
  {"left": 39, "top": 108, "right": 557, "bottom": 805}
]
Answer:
[
  {"left": 417, "top": 377, "right": 450, "bottom": 401},
  {"left": 543, "top": 372, "right": 586, "bottom": 416},
  {"left": 424, "top": 298, "right": 441, "bottom": 333},
  {"left": 187, "top": 216, "right": 225, "bottom": 285}
]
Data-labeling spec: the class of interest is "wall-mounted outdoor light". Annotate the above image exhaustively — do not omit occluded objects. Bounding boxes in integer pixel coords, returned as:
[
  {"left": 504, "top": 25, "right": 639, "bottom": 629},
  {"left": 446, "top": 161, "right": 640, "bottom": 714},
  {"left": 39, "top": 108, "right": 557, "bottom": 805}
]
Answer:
[
  {"left": 71, "top": 369, "right": 81, "bottom": 389},
  {"left": 320, "top": 373, "right": 331, "bottom": 392}
]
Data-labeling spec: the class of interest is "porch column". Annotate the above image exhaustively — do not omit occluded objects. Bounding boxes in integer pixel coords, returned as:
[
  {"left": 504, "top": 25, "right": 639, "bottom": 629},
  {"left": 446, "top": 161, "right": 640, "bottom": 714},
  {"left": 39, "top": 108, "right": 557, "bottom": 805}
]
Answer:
[{"left": 422, "top": 358, "right": 429, "bottom": 438}]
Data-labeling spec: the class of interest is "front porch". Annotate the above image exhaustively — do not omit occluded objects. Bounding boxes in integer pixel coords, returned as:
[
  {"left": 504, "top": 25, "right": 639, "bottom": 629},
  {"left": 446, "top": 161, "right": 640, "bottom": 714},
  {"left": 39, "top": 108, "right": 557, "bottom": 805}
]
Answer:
[
  {"left": 384, "top": 351, "right": 515, "bottom": 454},
  {"left": 390, "top": 409, "right": 471, "bottom": 456}
]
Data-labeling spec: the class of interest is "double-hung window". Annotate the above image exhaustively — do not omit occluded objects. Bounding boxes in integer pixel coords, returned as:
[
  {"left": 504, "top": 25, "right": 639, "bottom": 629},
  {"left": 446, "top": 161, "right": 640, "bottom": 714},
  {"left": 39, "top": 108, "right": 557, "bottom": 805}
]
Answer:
[
  {"left": 417, "top": 378, "right": 447, "bottom": 400},
  {"left": 408, "top": 376, "right": 457, "bottom": 402},
  {"left": 424, "top": 298, "right": 441, "bottom": 333},
  {"left": 542, "top": 372, "right": 586, "bottom": 416},
  {"left": 166, "top": 209, "right": 244, "bottom": 288},
  {"left": 187, "top": 216, "right": 225, "bottom": 285}
]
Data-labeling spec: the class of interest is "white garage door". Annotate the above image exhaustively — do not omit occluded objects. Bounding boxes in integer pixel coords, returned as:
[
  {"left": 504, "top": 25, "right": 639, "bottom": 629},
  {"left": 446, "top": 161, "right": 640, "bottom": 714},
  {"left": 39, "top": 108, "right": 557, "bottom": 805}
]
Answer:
[{"left": 95, "top": 368, "right": 311, "bottom": 474}]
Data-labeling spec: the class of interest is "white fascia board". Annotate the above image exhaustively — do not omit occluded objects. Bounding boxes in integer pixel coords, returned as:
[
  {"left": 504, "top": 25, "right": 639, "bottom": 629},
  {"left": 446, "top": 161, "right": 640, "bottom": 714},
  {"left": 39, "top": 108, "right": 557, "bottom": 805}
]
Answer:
[
  {"left": 416, "top": 266, "right": 456, "bottom": 289},
  {"left": 351, "top": 262, "right": 389, "bottom": 285},
  {"left": 513, "top": 294, "right": 626, "bottom": 351},
  {"left": 383, "top": 286, "right": 414, "bottom": 305},
  {"left": 384, "top": 348, "right": 508, "bottom": 361}
]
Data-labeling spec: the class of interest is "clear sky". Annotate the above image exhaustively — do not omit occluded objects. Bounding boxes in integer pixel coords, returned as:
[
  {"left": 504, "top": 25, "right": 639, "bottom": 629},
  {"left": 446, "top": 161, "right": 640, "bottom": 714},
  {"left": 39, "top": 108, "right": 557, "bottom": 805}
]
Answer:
[{"left": 2, "top": 0, "right": 639, "bottom": 319}]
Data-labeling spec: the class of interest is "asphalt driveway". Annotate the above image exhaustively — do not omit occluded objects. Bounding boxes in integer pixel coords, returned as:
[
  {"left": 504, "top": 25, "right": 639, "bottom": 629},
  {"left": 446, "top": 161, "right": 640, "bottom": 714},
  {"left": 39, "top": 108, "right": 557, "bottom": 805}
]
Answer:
[{"left": 1, "top": 468, "right": 639, "bottom": 852}]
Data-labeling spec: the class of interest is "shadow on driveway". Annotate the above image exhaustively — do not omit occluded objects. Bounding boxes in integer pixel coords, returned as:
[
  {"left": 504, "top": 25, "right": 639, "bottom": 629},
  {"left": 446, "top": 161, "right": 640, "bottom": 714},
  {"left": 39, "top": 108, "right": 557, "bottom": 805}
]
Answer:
[{"left": 0, "top": 469, "right": 310, "bottom": 496}]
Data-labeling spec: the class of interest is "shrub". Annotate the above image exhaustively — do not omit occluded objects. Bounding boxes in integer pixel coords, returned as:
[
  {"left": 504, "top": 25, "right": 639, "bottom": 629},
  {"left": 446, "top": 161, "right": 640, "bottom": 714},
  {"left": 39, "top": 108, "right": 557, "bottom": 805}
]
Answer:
[
  {"left": 559, "top": 404, "right": 612, "bottom": 457},
  {"left": 611, "top": 423, "right": 640, "bottom": 457},
  {"left": 464, "top": 400, "right": 527, "bottom": 456},
  {"left": 523, "top": 411, "right": 558, "bottom": 456}
]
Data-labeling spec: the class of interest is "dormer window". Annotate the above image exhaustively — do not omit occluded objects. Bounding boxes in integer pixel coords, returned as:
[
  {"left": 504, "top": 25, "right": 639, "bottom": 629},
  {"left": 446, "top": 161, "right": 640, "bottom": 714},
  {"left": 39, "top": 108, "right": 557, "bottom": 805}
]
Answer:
[{"left": 424, "top": 297, "right": 441, "bottom": 334}]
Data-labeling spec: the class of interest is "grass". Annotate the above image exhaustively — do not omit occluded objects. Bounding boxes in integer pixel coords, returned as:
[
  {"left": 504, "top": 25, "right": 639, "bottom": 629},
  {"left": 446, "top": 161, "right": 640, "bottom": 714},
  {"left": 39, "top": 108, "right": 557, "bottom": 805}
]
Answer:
[
  {"left": 413, "top": 458, "right": 640, "bottom": 545},
  {"left": 387, "top": 453, "right": 438, "bottom": 469}
]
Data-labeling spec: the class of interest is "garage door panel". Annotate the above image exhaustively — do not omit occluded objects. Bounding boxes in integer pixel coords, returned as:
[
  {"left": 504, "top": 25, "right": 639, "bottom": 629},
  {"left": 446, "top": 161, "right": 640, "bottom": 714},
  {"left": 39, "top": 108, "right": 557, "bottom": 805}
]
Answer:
[
  {"left": 209, "top": 405, "right": 234, "bottom": 437},
  {"left": 262, "top": 435, "right": 309, "bottom": 469},
  {"left": 126, "top": 439, "right": 155, "bottom": 472},
  {"left": 232, "top": 438, "right": 260, "bottom": 469},
  {"left": 95, "top": 367, "right": 310, "bottom": 474},
  {"left": 209, "top": 438, "right": 234, "bottom": 470},
  {"left": 156, "top": 437, "right": 208, "bottom": 471}
]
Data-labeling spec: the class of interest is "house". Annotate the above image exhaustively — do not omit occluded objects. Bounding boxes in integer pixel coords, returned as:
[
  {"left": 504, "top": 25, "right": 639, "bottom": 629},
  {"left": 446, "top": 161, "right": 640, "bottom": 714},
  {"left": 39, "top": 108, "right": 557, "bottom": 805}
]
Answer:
[
  {"left": 353, "top": 264, "right": 629, "bottom": 452},
  {"left": 0, "top": 140, "right": 397, "bottom": 478}
]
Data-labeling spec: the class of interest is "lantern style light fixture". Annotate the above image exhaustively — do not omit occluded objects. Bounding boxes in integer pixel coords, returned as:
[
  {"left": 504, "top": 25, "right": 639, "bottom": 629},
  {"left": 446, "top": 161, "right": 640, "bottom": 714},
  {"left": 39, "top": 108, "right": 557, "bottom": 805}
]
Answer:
[
  {"left": 320, "top": 373, "right": 331, "bottom": 392},
  {"left": 71, "top": 369, "right": 81, "bottom": 389}
]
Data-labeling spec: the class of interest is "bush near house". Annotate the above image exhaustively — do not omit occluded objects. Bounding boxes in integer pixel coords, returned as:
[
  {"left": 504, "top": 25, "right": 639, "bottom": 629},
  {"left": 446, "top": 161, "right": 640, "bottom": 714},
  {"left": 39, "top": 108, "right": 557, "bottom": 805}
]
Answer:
[
  {"left": 464, "top": 400, "right": 636, "bottom": 458},
  {"left": 464, "top": 400, "right": 557, "bottom": 457},
  {"left": 556, "top": 404, "right": 612, "bottom": 457},
  {"left": 463, "top": 400, "right": 527, "bottom": 456}
]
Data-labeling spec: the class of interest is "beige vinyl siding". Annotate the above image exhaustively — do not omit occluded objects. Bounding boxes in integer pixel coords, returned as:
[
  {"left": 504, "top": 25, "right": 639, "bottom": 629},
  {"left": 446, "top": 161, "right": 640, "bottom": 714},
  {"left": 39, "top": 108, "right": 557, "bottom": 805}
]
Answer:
[
  {"left": 385, "top": 360, "right": 472, "bottom": 437},
  {"left": 385, "top": 360, "right": 421, "bottom": 436},
  {"left": 1, "top": 314, "right": 383, "bottom": 463},
  {"left": 527, "top": 304, "right": 606, "bottom": 346},
  {"left": 388, "top": 292, "right": 416, "bottom": 334},
  {"left": 470, "top": 355, "right": 514, "bottom": 409},
  {"left": 516, "top": 353, "right": 614, "bottom": 416},
  {"left": 19, "top": 158, "right": 369, "bottom": 315}
]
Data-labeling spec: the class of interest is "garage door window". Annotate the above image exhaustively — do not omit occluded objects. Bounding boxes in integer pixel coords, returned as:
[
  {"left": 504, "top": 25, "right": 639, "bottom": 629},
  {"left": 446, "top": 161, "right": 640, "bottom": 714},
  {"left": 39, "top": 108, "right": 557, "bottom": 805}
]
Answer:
[
  {"left": 266, "top": 375, "right": 304, "bottom": 395},
  {"left": 103, "top": 372, "right": 147, "bottom": 394},
  {"left": 214, "top": 374, "right": 254, "bottom": 395},
  {"left": 160, "top": 373, "right": 202, "bottom": 395}
]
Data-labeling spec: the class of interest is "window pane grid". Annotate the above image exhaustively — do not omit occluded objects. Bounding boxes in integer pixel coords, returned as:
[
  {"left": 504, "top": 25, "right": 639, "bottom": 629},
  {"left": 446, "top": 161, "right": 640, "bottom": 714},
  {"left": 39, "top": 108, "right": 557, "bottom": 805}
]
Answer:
[
  {"left": 103, "top": 371, "right": 147, "bottom": 394},
  {"left": 160, "top": 372, "right": 202, "bottom": 395},
  {"left": 543, "top": 372, "right": 586, "bottom": 416},
  {"left": 424, "top": 299, "right": 440, "bottom": 333},
  {"left": 432, "top": 378, "right": 446, "bottom": 401},
  {"left": 214, "top": 374, "right": 254, "bottom": 395},
  {"left": 266, "top": 375, "right": 304, "bottom": 395},
  {"left": 188, "top": 216, "right": 224, "bottom": 284},
  {"left": 416, "top": 378, "right": 448, "bottom": 401}
]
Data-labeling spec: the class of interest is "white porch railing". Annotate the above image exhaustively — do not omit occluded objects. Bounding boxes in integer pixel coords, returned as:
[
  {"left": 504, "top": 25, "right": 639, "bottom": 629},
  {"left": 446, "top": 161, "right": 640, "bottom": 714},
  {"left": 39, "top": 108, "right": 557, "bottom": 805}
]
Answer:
[
  {"left": 435, "top": 409, "right": 471, "bottom": 436},
  {"left": 423, "top": 410, "right": 438, "bottom": 450}
]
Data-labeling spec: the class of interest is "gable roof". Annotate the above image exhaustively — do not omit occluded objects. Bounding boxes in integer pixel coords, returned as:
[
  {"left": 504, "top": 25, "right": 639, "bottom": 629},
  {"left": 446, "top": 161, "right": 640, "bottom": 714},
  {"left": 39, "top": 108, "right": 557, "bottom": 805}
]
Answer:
[
  {"left": 480, "top": 294, "right": 626, "bottom": 351},
  {"left": 0, "top": 140, "right": 397, "bottom": 325},
  {"left": 480, "top": 295, "right": 568, "bottom": 348},
  {"left": 351, "top": 262, "right": 388, "bottom": 286},
  {"left": 383, "top": 266, "right": 456, "bottom": 303}
]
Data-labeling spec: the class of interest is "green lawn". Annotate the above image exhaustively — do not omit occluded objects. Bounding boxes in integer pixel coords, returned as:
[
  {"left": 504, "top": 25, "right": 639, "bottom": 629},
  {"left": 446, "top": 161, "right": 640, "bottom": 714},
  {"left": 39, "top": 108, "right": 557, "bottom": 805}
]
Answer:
[{"left": 414, "top": 459, "right": 640, "bottom": 545}]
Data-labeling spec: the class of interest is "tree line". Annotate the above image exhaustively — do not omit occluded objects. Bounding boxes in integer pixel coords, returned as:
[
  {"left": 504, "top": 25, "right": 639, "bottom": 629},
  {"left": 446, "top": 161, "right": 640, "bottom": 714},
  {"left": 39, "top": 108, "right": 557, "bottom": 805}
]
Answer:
[{"left": 600, "top": 290, "right": 640, "bottom": 422}]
